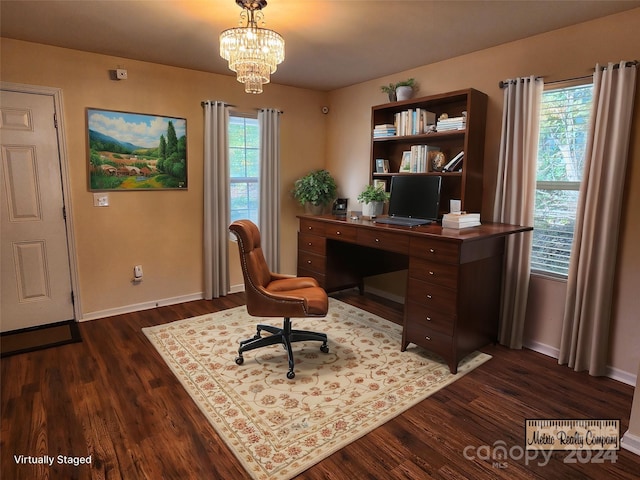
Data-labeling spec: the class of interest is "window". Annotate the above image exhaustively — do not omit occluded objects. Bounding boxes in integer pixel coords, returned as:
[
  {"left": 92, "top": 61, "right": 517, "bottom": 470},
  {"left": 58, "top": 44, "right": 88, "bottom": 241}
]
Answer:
[
  {"left": 229, "top": 115, "right": 259, "bottom": 224},
  {"left": 531, "top": 83, "right": 593, "bottom": 277}
]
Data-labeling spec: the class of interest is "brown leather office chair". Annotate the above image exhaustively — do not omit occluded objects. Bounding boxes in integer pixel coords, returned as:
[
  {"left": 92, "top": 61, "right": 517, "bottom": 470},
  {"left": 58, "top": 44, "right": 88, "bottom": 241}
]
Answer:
[{"left": 229, "top": 219, "right": 329, "bottom": 379}]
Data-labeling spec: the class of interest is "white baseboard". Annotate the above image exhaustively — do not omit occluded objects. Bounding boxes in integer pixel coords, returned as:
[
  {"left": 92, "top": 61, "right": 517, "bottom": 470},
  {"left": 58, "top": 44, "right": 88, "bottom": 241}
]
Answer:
[
  {"left": 81, "top": 292, "right": 204, "bottom": 321},
  {"left": 523, "top": 339, "right": 636, "bottom": 386},
  {"left": 621, "top": 431, "right": 640, "bottom": 456},
  {"left": 523, "top": 339, "right": 559, "bottom": 359},
  {"left": 605, "top": 365, "right": 637, "bottom": 387},
  {"left": 229, "top": 283, "right": 245, "bottom": 294}
]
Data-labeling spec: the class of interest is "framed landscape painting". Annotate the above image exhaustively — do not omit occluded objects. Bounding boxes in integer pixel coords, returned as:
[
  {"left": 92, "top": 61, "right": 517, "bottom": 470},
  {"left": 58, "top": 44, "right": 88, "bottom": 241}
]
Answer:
[{"left": 87, "top": 108, "right": 187, "bottom": 190}]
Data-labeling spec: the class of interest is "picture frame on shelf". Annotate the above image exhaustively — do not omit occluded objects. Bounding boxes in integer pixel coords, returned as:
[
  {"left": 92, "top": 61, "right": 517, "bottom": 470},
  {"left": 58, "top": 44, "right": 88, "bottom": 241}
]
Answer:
[
  {"left": 399, "top": 151, "right": 412, "bottom": 172},
  {"left": 375, "top": 158, "right": 390, "bottom": 173},
  {"left": 373, "top": 179, "right": 387, "bottom": 191}
]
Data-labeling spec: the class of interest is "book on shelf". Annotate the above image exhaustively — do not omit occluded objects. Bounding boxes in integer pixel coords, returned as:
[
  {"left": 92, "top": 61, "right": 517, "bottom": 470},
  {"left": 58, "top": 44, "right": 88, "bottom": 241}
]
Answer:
[
  {"left": 441, "top": 212, "right": 481, "bottom": 229},
  {"left": 373, "top": 123, "right": 396, "bottom": 137},
  {"left": 442, "top": 151, "right": 464, "bottom": 172},
  {"left": 408, "top": 145, "right": 440, "bottom": 173},
  {"left": 436, "top": 116, "right": 466, "bottom": 131},
  {"left": 394, "top": 108, "right": 436, "bottom": 136}
]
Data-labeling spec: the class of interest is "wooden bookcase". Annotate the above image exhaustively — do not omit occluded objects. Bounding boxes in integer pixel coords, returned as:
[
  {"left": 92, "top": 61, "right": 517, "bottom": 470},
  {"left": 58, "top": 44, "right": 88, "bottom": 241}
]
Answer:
[{"left": 370, "top": 88, "right": 488, "bottom": 216}]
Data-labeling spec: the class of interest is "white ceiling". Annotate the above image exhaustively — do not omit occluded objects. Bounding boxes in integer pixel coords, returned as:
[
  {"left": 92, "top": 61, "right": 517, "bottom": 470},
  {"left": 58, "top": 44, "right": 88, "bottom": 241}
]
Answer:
[{"left": 2, "top": 0, "right": 639, "bottom": 91}]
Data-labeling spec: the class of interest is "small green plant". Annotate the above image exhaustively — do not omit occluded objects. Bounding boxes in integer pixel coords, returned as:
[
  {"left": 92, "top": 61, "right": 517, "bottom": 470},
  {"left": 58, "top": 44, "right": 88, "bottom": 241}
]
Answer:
[
  {"left": 292, "top": 169, "right": 338, "bottom": 206},
  {"left": 357, "top": 184, "right": 390, "bottom": 204},
  {"left": 380, "top": 83, "right": 396, "bottom": 95},
  {"left": 396, "top": 78, "right": 415, "bottom": 88}
]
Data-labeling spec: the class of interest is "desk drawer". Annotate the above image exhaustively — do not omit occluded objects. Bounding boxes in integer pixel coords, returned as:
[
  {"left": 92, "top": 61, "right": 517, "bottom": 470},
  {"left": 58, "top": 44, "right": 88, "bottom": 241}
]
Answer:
[
  {"left": 298, "top": 251, "right": 326, "bottom": 275},
  {"left": 325, "top": 224, "right": 357, "bottom": 242},
  {"left": 357, "top": 229, "right": 409, "bottom": 254},
  {"left": 404, "top": 322, "right": 453, "bottom": 359},
  {"left": 409, "top": 257, "right": 458, "bottom": 290},
  {"left": 410, "top": 237, "right": 460, "bottom": 264},
  {"left": 406, "top": 301, "right": 455, "bottom": 336},
  {"left": 298, "top": 233, "right": 326, "bottom": 256},
  {"left": 299, "top": 219, "right": 326, "bottom": 236},
  {"left": 297, "top": 267, "right": 326, "bottom": 288},
  {"left": 407, "top": 278, "right": 457, "bottom": 316}
]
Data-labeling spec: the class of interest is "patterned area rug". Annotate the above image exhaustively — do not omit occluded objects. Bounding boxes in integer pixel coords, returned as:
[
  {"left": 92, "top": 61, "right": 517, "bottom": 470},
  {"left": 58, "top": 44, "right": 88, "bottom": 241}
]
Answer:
[{"left": 143, "top": 298, "right": 491, "bottom": 480}]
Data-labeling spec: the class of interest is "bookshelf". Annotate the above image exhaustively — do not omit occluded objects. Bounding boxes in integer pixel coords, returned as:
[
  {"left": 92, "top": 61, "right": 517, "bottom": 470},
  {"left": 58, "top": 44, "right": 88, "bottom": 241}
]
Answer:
[{"left": 370, "top": 88, "right": 488, "bottom": 216}]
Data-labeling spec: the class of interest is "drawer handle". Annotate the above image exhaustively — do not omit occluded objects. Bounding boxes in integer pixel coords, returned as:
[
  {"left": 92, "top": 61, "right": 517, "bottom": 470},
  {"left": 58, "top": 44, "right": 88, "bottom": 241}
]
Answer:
[
  {"left": 426, "top": 316, "right": 432, "bottom": 321},
  {"left": 425, "top": 336, "right": 431, "bottom": 341},
  {"left": 336, "top": 231, "right": 341, "bottom": 235},
  {"left": 307, "top": 242, "right": 312, "bottom": 246},
  {"left": 307, "top": 260, "right": 312, "bottom": 264},
  {"left": 426, "top": 294, "right": 432, "bottom": 299},
  {"left": 429, "top": 271, "right": 434, "bottom": 275},
  {"left": 375, "top": 238, "right": 380, "bottom": 242},
  {"left": 429, "top": 248, "right": 435, "bottom": 254}
]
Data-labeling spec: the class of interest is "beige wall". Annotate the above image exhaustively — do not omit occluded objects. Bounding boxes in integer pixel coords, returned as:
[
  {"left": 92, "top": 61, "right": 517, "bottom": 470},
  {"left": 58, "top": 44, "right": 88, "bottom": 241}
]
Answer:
[
  {"left": 1, "top": 38, "right": 328, "bottom": 317},
  {"left": 325, "top": 8, "right": 640, "bottom": 378}
]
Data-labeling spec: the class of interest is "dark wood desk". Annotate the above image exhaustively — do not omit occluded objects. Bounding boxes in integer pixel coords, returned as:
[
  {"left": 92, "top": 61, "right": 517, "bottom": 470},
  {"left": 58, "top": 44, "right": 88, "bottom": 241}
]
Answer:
[{"left": 297, "top": 214, "right": 532, "bottom": 373}]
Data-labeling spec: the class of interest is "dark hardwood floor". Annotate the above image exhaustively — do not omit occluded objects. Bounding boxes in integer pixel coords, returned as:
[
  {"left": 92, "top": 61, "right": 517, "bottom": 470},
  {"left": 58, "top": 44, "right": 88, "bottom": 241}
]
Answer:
[{"left": 2, "top": 290, "right": 638, "bottom": 479}]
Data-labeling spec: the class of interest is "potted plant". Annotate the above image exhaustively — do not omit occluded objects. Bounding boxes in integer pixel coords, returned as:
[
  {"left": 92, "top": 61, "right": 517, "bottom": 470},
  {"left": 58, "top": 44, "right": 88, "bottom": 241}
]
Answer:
[
  {"left": 292, "top": 169, "right": 338, "bottom": 215},
  {"left": 357, "top": 183, "right": 390, "bottom": 217},
  {"left": 380, "top": 83, "right": 396, "bottom": 102},
  {"left": 395, "top": 78, "right": 416, "bottom": 101}
]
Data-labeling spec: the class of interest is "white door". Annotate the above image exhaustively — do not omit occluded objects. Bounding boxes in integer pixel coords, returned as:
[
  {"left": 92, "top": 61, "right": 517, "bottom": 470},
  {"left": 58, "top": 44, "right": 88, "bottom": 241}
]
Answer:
[{"left": 0, "top": 90, "right": 74, "bottom": 332}]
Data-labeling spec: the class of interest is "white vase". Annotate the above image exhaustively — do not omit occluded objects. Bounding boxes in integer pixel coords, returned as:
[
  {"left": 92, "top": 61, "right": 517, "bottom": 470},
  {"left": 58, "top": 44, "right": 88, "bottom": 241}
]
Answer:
[
  {"left": 396, "top": 86, "right": 413, "bottom": 101},
  {"left": 362, "top": 201, "right": 383, "bottom": 217}
]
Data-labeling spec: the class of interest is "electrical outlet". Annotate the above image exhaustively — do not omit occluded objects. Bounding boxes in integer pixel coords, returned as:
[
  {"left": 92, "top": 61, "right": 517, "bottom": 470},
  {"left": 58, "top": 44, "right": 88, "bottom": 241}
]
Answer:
[
  {"left": 134, "top": 265, "right": 143, "bottom": 279},
  {"left": 93, "top": 193, "right": 109, "bottom": 207}
]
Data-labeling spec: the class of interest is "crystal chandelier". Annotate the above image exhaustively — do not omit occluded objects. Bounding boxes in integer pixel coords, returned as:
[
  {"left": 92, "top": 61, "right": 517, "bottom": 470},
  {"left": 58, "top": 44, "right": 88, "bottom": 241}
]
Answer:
[{"left": 220, "top": 0, "right": 285, "bottom": 94}]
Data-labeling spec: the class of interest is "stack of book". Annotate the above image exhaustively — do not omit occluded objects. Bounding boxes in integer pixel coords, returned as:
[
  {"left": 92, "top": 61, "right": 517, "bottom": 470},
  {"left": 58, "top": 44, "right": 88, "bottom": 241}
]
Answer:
[
  {"left": 436, "top": 116, "right": 466, "bottom": 131},
  {"left": 394, "top": 108, "right": 436, "bottom": 136},
  {"left": 373, "top": 124, "right": 396, "bottom": 138},
  {"left": 404, "top": 145, "right": 440, "bottom": 173},
  {"left": 441, "top": 212, "right": 481, "bottom": 229}
]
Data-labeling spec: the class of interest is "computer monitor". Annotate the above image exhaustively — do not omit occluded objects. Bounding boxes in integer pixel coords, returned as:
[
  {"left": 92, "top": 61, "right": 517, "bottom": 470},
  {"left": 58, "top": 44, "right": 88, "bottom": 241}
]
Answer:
[{"left": 387, "top": 175, "right": 442, "bottom": 220}]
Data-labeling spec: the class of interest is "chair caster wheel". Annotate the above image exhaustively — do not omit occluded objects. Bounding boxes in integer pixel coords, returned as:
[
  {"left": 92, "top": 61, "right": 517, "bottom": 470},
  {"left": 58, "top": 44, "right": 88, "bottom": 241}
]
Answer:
[
  {"left": 286, "top": 370, "right": 295, "bottom": 379},
  {"left": 235, "top": 356, "right": 244, "bottom": 365},
  {"left": 320, "top": 345, "right": 329, "bottom": 354}
]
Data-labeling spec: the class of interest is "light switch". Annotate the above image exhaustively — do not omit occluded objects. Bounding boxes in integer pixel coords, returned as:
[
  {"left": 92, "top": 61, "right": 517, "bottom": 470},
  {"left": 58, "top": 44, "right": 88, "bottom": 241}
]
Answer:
[{"left": 93, "top": 193, "right": 109, "bottom": 207}]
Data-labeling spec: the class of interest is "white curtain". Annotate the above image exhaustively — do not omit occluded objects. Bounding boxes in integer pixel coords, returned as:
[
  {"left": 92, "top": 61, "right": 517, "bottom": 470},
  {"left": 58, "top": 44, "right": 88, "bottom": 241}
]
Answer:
[
  {"left": 258, "top": 108, "right": 281, "bottom": 271},
  {"left": 203, "top": 101, "right": 230, "bottom": 299},
  {"left": 559, "top": 61, "right": 638, "bottom": 375},
  {"left": 493, "top": 76, "right": 544, "bottom": 348}
]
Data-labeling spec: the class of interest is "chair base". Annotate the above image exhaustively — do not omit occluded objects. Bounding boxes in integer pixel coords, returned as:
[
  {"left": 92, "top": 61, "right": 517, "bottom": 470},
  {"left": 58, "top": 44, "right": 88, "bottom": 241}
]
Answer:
[{"left": 235, "top": 318, "right": 328, "bottom": 379}]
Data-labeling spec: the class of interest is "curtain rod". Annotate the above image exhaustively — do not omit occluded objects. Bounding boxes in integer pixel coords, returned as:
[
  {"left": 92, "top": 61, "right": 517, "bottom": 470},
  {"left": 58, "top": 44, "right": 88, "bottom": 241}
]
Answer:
[
  {"left": 498, "top": 60, "right": 638, "bottom": 89},
  {"left": 201, "top": 100, "right": 236, "bottom": 107},
  {"left": 256, "top": 108, "right": 284, "bottom": 114},
  {"left": 498, "top": 76, "right": 542, "bottom": 89},
  {"left": 200, "top": 102, "right": 283, "bottom": 114}
]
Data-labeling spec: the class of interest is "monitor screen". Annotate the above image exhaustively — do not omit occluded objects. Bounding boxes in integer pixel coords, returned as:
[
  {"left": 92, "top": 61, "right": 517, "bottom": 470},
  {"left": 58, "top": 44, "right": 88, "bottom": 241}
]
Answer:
[{"left": 387, "top": 175, "right": 442, "bottom": 220}]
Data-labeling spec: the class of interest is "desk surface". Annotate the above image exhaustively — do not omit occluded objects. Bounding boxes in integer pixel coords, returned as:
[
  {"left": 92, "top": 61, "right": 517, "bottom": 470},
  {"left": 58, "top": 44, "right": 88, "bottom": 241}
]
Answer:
[{"left": 299, "top": 214, "right": 532, "bottom": 242}]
